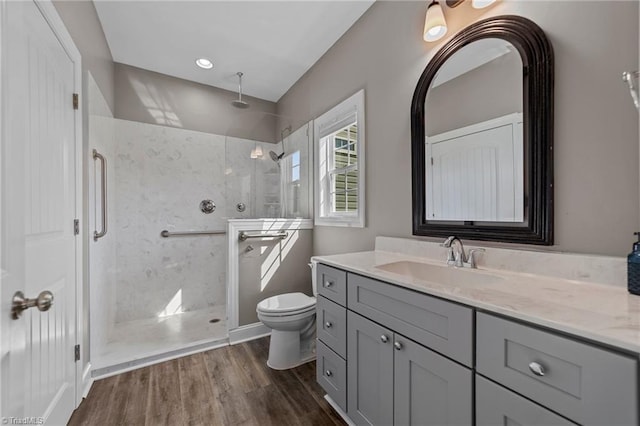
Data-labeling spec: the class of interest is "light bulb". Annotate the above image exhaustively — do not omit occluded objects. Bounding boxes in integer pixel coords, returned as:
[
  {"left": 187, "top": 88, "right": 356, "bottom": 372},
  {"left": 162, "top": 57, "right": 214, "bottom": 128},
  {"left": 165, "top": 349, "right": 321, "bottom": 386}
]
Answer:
[
  {"left": 424, "top": 1, "right": 448, "bottom": 42},
  {"left": 472, "top": 0, "right": 497, "bottom": 9}
]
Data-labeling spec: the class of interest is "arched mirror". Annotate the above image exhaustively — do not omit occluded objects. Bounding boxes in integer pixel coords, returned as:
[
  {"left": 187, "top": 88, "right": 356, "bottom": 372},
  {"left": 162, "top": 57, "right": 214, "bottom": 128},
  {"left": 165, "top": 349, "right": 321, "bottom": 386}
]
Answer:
[{"left": 411, "top": 15, "right": 554, "bottom": 244}]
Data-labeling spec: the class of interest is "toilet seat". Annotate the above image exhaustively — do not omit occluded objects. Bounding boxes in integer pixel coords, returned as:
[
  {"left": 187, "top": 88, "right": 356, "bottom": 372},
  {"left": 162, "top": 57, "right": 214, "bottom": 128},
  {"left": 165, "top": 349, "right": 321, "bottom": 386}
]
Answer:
[{"left": 257, "top": 292, "right": 316, "bottom": 316}]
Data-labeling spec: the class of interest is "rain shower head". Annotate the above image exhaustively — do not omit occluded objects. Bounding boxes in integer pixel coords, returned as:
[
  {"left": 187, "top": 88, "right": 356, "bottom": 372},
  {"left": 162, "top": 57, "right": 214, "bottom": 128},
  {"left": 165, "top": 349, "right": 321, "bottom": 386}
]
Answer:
[{"left": 231, "top": 72, "right": 250, "bottom": 109}]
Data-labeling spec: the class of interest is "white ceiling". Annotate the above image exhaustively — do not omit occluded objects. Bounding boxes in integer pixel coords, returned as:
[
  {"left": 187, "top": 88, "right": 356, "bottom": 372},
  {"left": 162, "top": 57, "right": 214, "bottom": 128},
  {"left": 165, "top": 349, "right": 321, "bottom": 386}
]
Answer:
[{"left": 94, "top": 1, "right": 375, "bottom": 102}]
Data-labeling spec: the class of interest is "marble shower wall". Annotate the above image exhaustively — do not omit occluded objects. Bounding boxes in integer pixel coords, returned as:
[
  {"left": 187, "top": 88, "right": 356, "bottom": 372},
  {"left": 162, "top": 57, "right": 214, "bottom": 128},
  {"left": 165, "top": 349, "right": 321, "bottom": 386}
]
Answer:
[{"left": 113, "top": 119, "right": 280, "bottom": 323}]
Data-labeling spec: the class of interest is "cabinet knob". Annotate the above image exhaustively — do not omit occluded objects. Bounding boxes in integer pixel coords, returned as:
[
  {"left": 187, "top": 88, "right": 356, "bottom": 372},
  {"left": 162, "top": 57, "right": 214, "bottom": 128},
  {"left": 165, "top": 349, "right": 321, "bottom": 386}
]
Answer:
[
  {"left": 380, "top": 335, "right": 389, "bottom": 343},
  {"left": 325, "top": 370, "right": 333, "bottom": 377},
  {"left": 324, "top": 280, "right": 333, "bottom": 287},
  {"left": 394, "top": 341, "right": 403, "bottom": 351},
  {"left": 528, "top": 362, "right": 545, "bottom": 377},
  {"left": 325, "top": 321, "right": 332, "bottom": 328}
]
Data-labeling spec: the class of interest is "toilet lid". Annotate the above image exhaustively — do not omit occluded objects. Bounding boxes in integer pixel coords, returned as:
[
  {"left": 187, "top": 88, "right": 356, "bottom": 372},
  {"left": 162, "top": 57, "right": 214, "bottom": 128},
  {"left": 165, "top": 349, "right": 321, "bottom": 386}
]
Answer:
[{"left": 257, "top": 292, "right": 316, "bottom": 314}]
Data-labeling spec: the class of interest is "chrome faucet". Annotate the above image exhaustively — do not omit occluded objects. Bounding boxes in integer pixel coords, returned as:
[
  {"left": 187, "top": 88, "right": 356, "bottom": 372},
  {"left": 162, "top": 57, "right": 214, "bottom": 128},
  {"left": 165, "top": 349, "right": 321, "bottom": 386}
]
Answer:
[
  {"left": 442, "top": 236, "right": 466, "bottom": 267},
  {"left": 441, "top": 236, "right": 485, "bottom": 268}
]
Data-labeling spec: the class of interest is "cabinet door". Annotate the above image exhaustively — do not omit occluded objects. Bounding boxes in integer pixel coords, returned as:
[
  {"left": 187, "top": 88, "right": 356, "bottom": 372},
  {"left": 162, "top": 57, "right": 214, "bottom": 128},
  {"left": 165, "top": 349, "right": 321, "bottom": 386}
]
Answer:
[
  {"left": 476, "top": 376, "right": 577, "bottom": 426},
  {"left": 347, "top": 311, "right": 394, "bottom": 426},
  {"left": 394, "top": 336, "right": 472, "bottom": 425}
]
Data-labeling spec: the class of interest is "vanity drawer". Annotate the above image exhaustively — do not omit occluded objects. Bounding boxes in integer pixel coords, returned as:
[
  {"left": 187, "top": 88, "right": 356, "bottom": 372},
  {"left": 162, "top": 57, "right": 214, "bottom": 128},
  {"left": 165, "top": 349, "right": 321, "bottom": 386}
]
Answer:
[
  {"left": 317, "top": 340, "right": 347, "bottom": 412},
  {"left": 476, "top": 313, "right": 638, "bottom": 426},
  {"left": 476, "top": 375, "right": 576, "bottom": 426},
  {"left": 347, "top": 273, "right": 473, "bottom": 366},
  {"left": 317, "top": 296, "right": 347, "bottom": 358},
  {"left": 317, "top": 264, "right": 347, "bottom": 306}
]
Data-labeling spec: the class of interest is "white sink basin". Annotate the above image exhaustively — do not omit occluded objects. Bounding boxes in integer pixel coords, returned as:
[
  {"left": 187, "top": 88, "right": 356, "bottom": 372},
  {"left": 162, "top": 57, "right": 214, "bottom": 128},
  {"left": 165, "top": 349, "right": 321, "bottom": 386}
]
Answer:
[{"left": 375, "top": 260, "right": 504, "bottom": 286}]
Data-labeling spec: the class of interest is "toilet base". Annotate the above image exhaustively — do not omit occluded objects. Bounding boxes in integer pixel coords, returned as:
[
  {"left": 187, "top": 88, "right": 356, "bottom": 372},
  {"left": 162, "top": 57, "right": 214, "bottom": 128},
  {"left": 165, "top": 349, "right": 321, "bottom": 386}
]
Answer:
[{"left": 266, "top": 330, "right": 316, "bottom": 370}]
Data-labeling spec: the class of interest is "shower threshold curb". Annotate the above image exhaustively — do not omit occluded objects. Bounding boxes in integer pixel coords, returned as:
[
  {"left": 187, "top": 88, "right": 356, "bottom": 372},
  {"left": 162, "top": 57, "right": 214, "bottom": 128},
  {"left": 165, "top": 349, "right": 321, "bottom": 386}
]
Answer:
[{"left": 91, "top": 336, "right": 229, "bottom": 379}]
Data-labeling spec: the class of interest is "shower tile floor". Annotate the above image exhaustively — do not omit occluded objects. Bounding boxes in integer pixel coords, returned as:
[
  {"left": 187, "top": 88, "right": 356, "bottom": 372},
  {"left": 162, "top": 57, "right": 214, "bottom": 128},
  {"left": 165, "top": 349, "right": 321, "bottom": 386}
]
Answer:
[{"left": 95, "top": 305, "right": 227, "bottom": 370}]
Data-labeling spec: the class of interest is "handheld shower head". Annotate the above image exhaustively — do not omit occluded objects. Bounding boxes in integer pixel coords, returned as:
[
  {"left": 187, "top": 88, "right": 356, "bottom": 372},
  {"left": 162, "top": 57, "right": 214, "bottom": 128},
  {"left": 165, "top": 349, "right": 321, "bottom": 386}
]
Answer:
[
  {"left": 269, "top": 150, "right": 284, "bottom": 162},
  {"left": 231, "top": 72, "right": 250, "bottom": 109},
  {"left": 268, "top": 126, "right": 292, "bottom": 163}
]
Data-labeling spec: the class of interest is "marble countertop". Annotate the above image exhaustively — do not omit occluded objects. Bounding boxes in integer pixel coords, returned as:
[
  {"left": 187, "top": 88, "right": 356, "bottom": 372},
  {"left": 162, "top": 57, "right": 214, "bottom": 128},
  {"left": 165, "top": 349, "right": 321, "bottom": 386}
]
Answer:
[{"left": 313, "top": 250, "right": 640, "bottom": 355}]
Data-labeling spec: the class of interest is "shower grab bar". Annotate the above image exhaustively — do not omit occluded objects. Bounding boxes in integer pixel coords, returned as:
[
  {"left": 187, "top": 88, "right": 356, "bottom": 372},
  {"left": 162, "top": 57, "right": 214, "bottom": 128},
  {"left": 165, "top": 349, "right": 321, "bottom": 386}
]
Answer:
[
  {"left": 93, "top": 149, "right": 107, "bottom": 241},
  {"left": 238, "top": 231, "right": 288, "bottom": 242},
  {"left": 160, "top": 229, "right": 227, "bottom": 238}
]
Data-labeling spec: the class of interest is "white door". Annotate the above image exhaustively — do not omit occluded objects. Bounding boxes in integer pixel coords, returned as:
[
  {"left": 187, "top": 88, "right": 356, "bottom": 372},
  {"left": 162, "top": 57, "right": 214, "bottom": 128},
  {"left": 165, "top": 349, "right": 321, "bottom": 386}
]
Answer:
[
  {"left": 1, "top": 1, "right": 80, "bottom": 424},
  {"left": 426, "top": 114, "right": 523, "bottom": 222}
]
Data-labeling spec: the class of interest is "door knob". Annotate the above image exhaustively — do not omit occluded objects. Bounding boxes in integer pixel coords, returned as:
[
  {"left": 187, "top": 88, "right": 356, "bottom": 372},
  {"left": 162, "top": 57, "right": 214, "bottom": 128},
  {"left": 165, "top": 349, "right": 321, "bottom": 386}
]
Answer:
[
  {"left": 380, "top": 335, "right": 389, "bottom": 343},
  {"left": 394, "top": 341, "right": 403, "bottom": 351},
  {"left": 12, "top": 291, "right": 54, "bottom": 320},
  {"left": 325, "top": 321, "right": 332, "bottom": 328}
]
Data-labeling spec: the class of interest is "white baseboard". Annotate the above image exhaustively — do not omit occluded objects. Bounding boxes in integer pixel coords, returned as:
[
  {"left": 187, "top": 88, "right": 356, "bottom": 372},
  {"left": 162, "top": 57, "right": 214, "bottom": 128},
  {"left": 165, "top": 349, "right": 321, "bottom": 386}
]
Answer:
[
  {"left": 228, "top": 322, "right": 271, "bottom": 345},
  {"left": 82, "top": 362, "right": 93, "bottom": 399},
  {"left": 324, "top": 395, "right": 355, "bottom": 426}
]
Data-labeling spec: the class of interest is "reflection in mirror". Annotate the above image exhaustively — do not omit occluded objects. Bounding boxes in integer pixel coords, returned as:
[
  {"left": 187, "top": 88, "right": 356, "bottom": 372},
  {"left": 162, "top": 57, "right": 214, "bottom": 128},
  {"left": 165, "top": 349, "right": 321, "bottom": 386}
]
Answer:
[{"left": 424, "top": 39, "right": 523, "bottom": 223}]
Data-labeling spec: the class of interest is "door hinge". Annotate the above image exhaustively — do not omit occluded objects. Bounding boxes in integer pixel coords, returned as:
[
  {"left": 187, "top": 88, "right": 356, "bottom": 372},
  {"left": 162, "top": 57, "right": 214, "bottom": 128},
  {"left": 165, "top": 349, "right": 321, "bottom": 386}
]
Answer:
[
  {"left": 74, "top": 219, "right": 80, "bottom": 235},
  {"left": 73, "top": 93, "right": 79, "bottom": 110},
  {"left": 74, "top": 344, "right": 80, "bottom": 362}
]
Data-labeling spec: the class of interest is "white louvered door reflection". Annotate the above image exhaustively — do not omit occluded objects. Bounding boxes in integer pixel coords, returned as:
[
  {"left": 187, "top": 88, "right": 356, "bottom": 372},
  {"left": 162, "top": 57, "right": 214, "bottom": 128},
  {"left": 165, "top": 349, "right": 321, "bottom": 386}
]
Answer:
[
  {"left": 1, "top": 1, "right": 78, "bottom": 424},
  {"left": 426, "top": 114, "right": 523, "bottom": 222}
]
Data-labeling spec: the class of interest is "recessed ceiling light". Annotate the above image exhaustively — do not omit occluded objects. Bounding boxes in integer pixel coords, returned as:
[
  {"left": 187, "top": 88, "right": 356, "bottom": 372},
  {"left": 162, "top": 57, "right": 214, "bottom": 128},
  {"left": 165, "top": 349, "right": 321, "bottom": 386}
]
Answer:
[{"left": 195, "top": 58, "right": 213, "bottom": 70}]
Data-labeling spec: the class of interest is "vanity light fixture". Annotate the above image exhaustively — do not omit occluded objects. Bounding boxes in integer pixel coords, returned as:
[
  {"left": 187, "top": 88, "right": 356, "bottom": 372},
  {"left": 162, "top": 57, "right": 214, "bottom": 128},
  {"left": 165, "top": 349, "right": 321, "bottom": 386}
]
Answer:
[
  {"left": 195, "top": 58, "right": 213, "bottom": 70},
  {"left": 423, "top": 1, "right": 448, "bottom": 42},
  {"left": 471, "top": 0, "right": 498, "bottom": 8},
  {"left": 445, "top": 0, "right": 498, "bottom": 9}
]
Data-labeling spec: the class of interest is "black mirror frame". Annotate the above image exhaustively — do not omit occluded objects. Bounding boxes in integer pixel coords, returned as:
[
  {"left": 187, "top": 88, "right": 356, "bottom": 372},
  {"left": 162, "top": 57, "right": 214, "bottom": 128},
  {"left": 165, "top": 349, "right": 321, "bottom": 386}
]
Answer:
[{"left": 411, "top": 15, "right": 554, "bottom": 245}]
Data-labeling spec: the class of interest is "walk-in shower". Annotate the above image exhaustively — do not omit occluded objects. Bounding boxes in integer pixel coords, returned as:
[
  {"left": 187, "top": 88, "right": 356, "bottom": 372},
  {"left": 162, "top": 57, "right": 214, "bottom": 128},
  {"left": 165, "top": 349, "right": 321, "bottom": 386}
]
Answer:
[{"left": 88, "top": 75, "right": 312, "bottom": 375}]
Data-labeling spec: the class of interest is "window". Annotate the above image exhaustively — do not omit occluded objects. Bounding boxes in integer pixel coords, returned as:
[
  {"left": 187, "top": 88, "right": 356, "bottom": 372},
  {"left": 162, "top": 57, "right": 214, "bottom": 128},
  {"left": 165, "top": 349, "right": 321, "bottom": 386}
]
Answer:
[
  {"left": 314, "top": 90, "right": 365, "bottom": 227},
  {"left": 281, "top": 150, "right": 301, "bottom": 217}
]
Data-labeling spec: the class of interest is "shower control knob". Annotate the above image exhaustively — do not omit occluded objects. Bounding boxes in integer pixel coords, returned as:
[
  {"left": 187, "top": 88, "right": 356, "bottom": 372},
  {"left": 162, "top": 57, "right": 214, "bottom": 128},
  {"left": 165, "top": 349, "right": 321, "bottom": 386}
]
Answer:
[
  {"left": 325, "top": 321, "right": 332, "bottom": 328},
  {"left": 200, "top": 200, "right": 216, "bottom": 214}
]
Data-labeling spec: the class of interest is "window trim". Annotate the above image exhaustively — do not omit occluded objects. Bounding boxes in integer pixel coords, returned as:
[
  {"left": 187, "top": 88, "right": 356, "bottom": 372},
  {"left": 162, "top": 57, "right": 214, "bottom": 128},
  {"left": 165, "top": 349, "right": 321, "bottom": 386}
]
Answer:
[{"left": 313, "top": 89, "right": 365, "bottom": 227}]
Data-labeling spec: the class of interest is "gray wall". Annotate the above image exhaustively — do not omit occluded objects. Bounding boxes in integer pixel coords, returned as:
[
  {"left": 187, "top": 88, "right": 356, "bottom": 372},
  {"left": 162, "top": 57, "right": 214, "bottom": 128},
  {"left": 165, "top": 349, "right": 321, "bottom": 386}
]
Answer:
[
  {"left": 277, "top": 1, "right": 639, "bottom": 257},
  {"left": 53, "top": 0, "right": 114, "bottom": 112},
  {"left": 426, "top": 50, "right": 522, "bottom": 136},
  {"left": 115, "top": 63, "right": 279, "bottom": 143}
]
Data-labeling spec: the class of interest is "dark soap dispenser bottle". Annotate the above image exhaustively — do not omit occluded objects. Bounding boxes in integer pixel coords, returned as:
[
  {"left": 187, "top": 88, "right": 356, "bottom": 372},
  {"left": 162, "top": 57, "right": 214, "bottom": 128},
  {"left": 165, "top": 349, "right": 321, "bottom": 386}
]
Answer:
[{"left": 628, "top": 232, "right": 640, "bottom": 295}]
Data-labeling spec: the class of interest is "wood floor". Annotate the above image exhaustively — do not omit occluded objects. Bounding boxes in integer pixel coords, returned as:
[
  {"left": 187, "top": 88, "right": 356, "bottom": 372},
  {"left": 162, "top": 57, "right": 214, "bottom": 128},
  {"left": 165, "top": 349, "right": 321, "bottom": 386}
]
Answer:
[{"left": 69, "top": 337, "right": 346, "bottom": 426}]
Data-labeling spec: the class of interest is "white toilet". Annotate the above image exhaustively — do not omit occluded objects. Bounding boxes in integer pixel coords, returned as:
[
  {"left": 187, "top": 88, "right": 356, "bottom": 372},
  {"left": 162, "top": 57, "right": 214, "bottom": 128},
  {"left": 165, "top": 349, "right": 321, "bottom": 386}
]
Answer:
[{"left": 256, "top": 261, "right": 318, "bottom": 370}]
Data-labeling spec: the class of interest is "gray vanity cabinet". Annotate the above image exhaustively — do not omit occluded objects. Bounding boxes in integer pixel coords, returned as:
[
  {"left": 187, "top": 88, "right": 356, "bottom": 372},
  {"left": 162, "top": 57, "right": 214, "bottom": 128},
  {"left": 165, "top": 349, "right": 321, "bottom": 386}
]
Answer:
[
  {"left": 316, "top": 263, "right": 640, "bottom": 426},
  {"left": 347, "top": 310, "right": 472, "bottom": 426}
]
